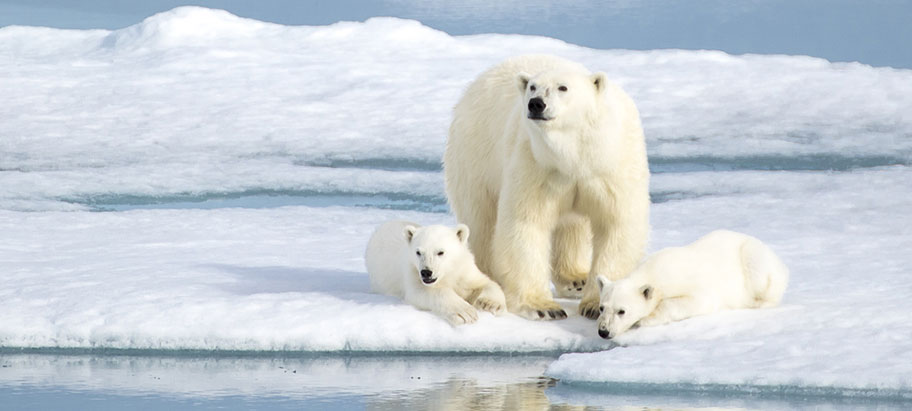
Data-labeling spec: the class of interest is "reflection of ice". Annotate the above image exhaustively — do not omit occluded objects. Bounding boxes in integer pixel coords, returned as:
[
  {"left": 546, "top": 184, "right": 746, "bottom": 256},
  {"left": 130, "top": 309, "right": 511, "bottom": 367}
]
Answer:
[
  {"left": 0, "top": 354, "right": 555, "bottom": 402},
  {"left": 2, "top": 353, "right": 898, "bottom": 409},
  {"left": 73, "top": 191, "right": 448, "bottom": 213}
]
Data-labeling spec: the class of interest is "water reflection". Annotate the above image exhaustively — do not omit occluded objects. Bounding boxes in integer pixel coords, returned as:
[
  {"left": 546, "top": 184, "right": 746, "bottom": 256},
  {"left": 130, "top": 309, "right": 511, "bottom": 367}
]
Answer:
[
  {"left": 1, "top": 353, "right": 565, "bottom": 410},
  {"left": 0, "top": 352, "right": 905, "bottom": 410},
  {"left": 367, "top": 375, "right": 564, "bottom": 410}
]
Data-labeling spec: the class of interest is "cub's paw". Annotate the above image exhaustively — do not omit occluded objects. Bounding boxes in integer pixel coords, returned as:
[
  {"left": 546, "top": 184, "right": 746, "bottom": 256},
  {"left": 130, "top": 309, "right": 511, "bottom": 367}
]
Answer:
[
  {"left": 633, "top": 317, "right": 654, "bottom": 328},
  {"left": 445, "top": 303, "right": 479, "bottom": 326},
  {"left": 474, "top": 296, "right": 505, "bottom": 315}
]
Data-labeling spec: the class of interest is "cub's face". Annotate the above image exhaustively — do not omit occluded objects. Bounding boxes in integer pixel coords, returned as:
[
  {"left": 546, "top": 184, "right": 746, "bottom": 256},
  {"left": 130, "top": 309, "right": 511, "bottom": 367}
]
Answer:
[
  {"left": 596, "top": 275, "right": 655, "bottom": 339},
  {"left": 403, "top": 224, "right": 470, "bottom": 287},
  {"left": 517, "top": 70, "right": 608, "bottom": 130}
]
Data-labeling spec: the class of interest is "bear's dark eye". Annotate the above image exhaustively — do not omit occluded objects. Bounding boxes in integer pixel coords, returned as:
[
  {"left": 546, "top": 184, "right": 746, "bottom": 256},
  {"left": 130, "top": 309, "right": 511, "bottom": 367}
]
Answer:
[
  {"left": 599, "top": 306, "right": 605, "bottom": 313},
  {"left": 437, "top": 251, "right": 444, "bottom": 256},
  {"left": 416, "top": 251, "right": 421, "bottom": 256},
  {"left": 617, "top": 309, "right": 626, "bottom": 316},
  {"left": 558, "top": 85, "right": 568, "bottom": 92},
  {"left": 530, "top": 85, "right": 536, "bottom": 92}
]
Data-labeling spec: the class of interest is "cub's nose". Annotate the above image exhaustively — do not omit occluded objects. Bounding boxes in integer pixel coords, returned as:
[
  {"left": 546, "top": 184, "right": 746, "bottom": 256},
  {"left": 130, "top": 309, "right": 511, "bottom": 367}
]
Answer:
[
  {"left": 420, "top": 269, "right": 433, "bottom": 279},
  {"left": 598, "top": 328, "right": 611, "bottom": 339},
  {"left": 528, "top": 97, "right": 546, "bottom": 114}
]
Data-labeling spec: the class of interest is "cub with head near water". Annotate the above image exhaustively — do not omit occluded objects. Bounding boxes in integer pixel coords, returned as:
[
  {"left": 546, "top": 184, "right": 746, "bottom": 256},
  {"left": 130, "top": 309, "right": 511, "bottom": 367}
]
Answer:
[{"left": 596, "top": 230, "right": 789, "bottom": 339}]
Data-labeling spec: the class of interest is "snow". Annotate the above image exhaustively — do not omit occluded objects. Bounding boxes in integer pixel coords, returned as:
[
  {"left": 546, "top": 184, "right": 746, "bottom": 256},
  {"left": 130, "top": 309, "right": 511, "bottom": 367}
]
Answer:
[
  {"left": 2, "top": 6, "right": 911, "bottom": 398},
  {"left": 0, "top": 206, "right": 604, "bottom": 353}
]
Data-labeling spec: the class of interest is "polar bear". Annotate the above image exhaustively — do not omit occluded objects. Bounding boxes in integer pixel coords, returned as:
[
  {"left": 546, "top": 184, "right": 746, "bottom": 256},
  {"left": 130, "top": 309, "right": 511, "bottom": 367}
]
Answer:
[
  {"left": 364, "top": 220, "right": 507, "bottom": 325},
  {"left": 595, "top": 230, "right": 790, "bottom": 339},
  {"left": 444, "top": 54, "right": 650, "bottom": 320}
]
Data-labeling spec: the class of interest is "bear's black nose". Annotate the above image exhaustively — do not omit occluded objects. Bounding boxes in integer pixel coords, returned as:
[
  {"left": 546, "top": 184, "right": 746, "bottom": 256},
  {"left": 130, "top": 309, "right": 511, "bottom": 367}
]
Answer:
[
  {"left": 420, "top": 269, "right": 433, "bottom": 279},
  {"left": 528, "top": 97, "right": 546, "bottom": 114},
  {"left": 598, "top": 328, "right": 611, "bottom": 339}
]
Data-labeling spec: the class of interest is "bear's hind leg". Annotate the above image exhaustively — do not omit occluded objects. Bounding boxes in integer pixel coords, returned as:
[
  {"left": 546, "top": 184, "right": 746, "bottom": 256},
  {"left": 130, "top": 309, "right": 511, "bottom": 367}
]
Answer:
[{"left": 740, "top": 238, "right": 789, "bottom": 308}]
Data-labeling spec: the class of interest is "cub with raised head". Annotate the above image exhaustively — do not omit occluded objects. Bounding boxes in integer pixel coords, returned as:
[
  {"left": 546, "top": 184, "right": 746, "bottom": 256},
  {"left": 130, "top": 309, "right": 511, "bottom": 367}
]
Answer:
[{"left": 365, "top": 220, "right": 506, "bottom": 325}]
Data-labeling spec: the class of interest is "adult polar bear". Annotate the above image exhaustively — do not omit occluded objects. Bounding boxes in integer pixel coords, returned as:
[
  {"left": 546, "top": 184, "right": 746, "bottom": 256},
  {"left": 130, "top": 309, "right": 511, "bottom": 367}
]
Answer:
[{"left": 444, "top": 55, "right": 649, "bottom": 320}]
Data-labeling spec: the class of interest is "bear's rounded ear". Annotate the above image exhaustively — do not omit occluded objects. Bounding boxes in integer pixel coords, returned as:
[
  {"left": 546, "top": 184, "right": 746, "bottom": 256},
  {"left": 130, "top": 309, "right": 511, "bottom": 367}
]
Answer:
[
  {"left": 596, "top": 275, "right": 612, "bottom": 292},
  {"left": 516, "top": 72, "right": 532, "bottom": 93},
  {"left": 404, "top": 225, "right": 417, "bottom": 243},
  {"left": 641, "top": 285, "right": 653, "bottom": 300},
  {"left": 591, "top": 72, "right": 608, "bottom": 94},
  {"left": 455, "top": 224, "right": 470, "bottom": 244}
]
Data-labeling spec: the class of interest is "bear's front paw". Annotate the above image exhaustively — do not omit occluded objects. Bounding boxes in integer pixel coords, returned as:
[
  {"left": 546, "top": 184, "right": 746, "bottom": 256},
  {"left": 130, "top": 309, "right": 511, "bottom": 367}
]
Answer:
[
  {"left": 474, "top": 296, "right": 505, "bottom": 315},
  {"left": 445, "top": 303, "right": 479, "bottom": 326},
  {"left": 578, "top": 297, "right": 600, "bottom": 320}
]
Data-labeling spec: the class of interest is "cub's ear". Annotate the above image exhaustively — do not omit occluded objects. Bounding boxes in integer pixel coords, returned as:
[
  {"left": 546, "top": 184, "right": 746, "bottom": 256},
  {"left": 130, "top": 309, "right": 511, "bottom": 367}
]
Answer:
[
  {"left": 516, "top": 71, "right": 531, "bottom": 93},
  {"left": 404, "top": 225, "right": 417, "bottom": 243},
  {"left": 455, "top": 224, "right": 470, "bottom": 244},
  {"left": 591, "top": 72, "right": 608, "bottom": 94},
  {"left": 596, "top": 275, "right": 612, "bottom": 292},
  {"left": 641, "top": 285, "right": 653, "bottom": 300}
]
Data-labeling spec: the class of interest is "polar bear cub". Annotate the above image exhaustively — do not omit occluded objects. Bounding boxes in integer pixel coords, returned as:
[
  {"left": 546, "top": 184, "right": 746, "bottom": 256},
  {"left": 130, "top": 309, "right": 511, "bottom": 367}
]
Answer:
[
  {"left": 596, "top": 230, "right": 789, "bottom": 339},
  {"left": 365, "top": 220, "right": 507, "bottom": 325}
]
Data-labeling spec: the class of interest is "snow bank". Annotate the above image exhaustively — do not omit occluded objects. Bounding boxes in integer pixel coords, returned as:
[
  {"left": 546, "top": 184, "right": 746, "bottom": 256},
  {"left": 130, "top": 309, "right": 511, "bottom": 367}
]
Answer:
[{"left": 1, "top": 7, "right": 910, "bottom": 211}]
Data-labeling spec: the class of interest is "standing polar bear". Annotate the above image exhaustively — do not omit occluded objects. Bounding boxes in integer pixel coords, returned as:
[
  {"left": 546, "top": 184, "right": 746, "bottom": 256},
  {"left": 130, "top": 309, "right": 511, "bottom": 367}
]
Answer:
[
  {"left": 365, "top": 220, "right": 507, "bottom": 326},
  {"left": 596, "top": 230, "right": 790, "bottom": 339},
  {"left": 444, "top": 55, "right": 650, "bottom": 320}
]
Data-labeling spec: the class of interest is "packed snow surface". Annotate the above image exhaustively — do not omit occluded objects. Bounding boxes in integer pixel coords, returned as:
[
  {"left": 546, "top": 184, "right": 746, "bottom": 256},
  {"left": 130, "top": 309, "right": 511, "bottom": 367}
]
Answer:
[{"left": 2, "top": 6, "right": 911, "bottom": 398}]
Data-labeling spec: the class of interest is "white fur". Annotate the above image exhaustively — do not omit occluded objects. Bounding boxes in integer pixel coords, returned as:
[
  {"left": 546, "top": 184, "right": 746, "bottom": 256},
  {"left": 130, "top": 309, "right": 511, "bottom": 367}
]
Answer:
[
  {"left": 444, "top": 54, "right": 650, "bottom": 320},
  {"left": 596, "top": 230, "right": 790, "bottom": 339},
  {"left": 364, "top": 220, "right": 507, "bottom": 326}
]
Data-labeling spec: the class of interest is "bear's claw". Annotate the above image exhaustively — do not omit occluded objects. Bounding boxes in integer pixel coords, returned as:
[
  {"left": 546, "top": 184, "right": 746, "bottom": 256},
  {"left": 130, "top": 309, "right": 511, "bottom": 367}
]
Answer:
[
  {"left": 445, "top": 303, "right": 479, "bottom": 326},
  {"left": 578, "top": 298, "right": 601, "bottom": 320},
  {"left": 474, "top": 297, "right": 505, "bottom": 314},
  {"left": 524, "top": 307, "right": 567, "bottom": 321},
  {"left": 580, "top": 307, "right": 599, "bottom": 320}
]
